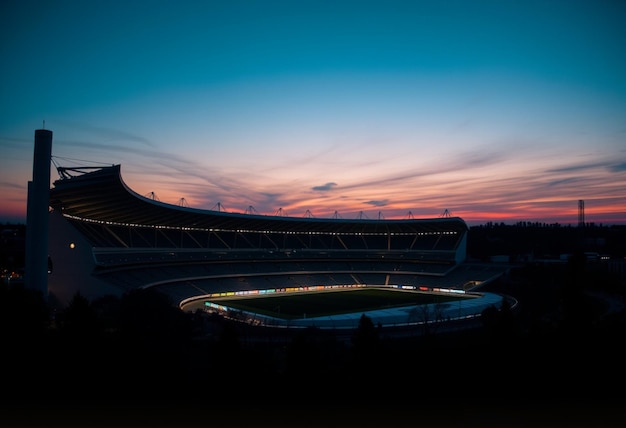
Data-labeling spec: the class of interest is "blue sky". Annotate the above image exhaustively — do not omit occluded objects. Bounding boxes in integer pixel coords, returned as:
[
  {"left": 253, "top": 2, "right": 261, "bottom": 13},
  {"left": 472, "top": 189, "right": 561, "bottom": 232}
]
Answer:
[{"left": 1, "top": 0, "right": 625, "bottom": 225}]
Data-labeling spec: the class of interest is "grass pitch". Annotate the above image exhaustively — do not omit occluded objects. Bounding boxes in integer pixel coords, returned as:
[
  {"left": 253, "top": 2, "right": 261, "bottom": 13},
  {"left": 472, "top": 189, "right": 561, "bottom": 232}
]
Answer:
[{"left": 208, "top": 288, "right": 473, "bottom": 320}]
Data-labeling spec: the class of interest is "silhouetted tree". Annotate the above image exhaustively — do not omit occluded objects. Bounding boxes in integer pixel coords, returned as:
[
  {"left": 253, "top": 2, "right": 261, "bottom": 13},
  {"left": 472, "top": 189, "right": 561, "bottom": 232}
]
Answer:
[
  {"left": 211, "top": 321, "right": 246, "bottom": 390},
  {"left": 57, "top": 291, "right": 101, "bottom": 340},
  {"left": 90, "top": 294, "right": 123, "bottom": 332},
  {"left": 562, "top": 251, "right": 588, "bottom": 332},
  {"left": 51, "top": 292, "right": 108, "bottom": 395},
  {"left": 481, "top": 304, "right": 499, "bottom": 330},
  {"left": 481, "top": 299, "right": 519, "bottom": 348},
  {"left": 0, "top": 283, "right": 49, "bottom": 344},
  {"left": 351, "top": 314, "right": 380, "bottom": 368},
  {"left": 216, "top": 321, "right": 241, "bottom": 355},
  {"left": 0, "top": 282, "right": 50, "bottom": 399},
  {"left": 111, "top": 288, "right": 195, "bottom": 397},
  {"left": 117, "top": 288, "right": 193, "bottom": 347},
  {"left": 408, "top": 301, "right": 446, "bottom": 336},
  {"left": 285, "top": 326, "right": 321, "bottom": 377}
]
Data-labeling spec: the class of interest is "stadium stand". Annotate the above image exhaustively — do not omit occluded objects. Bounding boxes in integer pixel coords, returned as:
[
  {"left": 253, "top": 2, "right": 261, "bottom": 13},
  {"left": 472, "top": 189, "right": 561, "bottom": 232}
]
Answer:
[{"left": 47, "top": 164, "right": 506, "bottom": 313}]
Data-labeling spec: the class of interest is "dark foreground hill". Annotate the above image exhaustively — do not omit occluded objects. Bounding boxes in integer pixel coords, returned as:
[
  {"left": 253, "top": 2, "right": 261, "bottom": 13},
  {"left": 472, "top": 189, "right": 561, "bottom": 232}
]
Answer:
[
  {"left": 1, "top": 222, "right": 625, "bottom": 426},
  {"left": 2, "top": 259, "right": 625, "bottom": 427}
]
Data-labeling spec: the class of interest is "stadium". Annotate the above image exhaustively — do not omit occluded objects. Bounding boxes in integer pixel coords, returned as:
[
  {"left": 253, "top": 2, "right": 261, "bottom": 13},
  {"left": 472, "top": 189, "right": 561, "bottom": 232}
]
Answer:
[{"left": 45, "top": 160, "right": 509, "bottom": 333}]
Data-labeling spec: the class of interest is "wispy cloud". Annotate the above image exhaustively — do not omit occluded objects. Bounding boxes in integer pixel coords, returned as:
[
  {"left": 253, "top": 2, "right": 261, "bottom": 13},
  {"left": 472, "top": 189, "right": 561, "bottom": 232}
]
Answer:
[
  {"left": 312, "top": 182, "right": 337, "bottom": 191},
  {"left": 0, "top": 136, "right": 31, "bottom": 145},
  {"left": 609, "top": 162, "right": 626, "bottom": 172},
  {"left": 545, "top": 158, "right": 625, "bottom": 174},
  {"left": 0, "top": 181, "right": 24, "bottom": 190},
  {"left": 365, "top": 199, "right": 389, "bottom": 207},
  {"left": 544, "top": 177, "right": 587, "bottom": 188},
  {"left": 53, "top": 139, "right": 248, "bottom": 196},
  {"left": 55, "top": 121, "right": 157, "bottom": 147}
]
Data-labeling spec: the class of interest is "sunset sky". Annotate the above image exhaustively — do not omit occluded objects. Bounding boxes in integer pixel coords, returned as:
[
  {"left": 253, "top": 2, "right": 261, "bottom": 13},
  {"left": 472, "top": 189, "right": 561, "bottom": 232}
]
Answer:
[{"left": 1, "top": 0, "right": 625, "bottom": 226}]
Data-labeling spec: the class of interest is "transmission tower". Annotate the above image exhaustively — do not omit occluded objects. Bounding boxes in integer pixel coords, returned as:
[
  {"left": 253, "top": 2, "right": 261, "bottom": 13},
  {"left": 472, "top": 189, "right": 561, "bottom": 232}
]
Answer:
[{"left": 578, "top": 200, "right": 585, "bottom": 227}]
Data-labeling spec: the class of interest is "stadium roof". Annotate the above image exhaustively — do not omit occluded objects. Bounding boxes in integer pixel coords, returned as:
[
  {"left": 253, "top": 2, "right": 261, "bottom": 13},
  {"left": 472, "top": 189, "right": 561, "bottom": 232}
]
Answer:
[{"left": 49, "top": 165, "right": 468, "bottom": 235}]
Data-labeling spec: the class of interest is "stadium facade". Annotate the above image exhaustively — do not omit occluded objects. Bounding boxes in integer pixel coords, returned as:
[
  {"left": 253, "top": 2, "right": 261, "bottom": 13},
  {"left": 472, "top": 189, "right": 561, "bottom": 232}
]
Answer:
[{"left": 46, "top": 162, "right": 507, "bottom": 324}]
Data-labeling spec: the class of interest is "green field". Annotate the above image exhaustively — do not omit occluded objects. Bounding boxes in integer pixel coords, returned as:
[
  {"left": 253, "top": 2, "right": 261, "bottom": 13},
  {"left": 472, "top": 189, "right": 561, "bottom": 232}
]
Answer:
[{"left": 208, "top": 288, "right": 473, "bottom": 320}]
